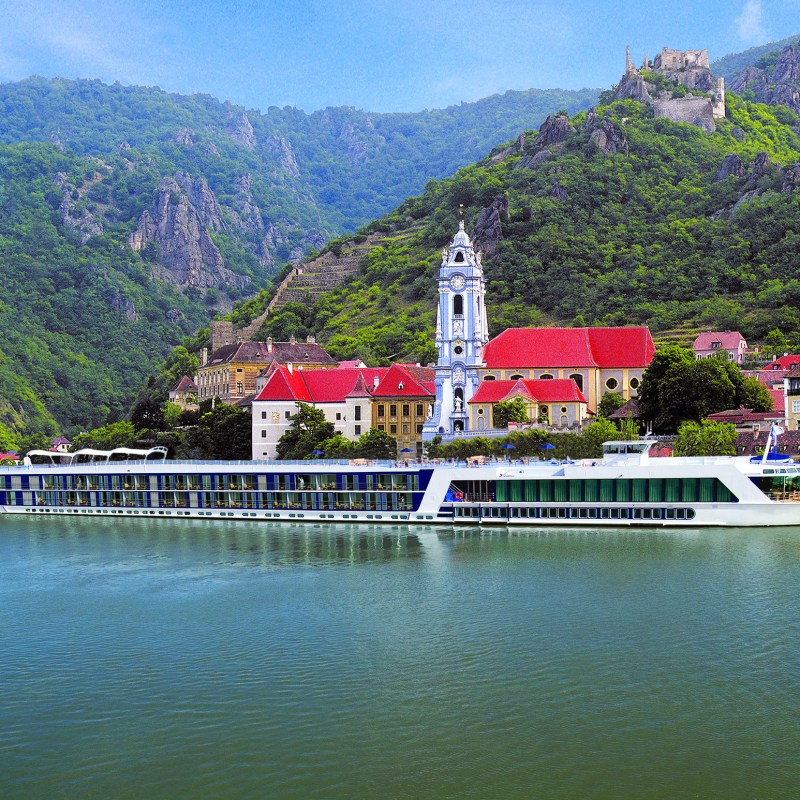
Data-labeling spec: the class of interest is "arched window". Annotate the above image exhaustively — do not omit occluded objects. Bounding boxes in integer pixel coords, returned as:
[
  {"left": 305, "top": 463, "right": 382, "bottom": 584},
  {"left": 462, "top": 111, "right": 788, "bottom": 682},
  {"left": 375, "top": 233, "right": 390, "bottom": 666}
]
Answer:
[
  {"left": 510, "top": 374, "right": 524, "bottom": 381},
  {"left": 483, "top": 375, "right": 496, "bottom": 381},
  {"left": 568, "top": 373, "right": 583, "bottom": 392},
  {"left": 539, "top": 373, "right": 554, "bottom": 380},
  {"left": 453, "top": 295, "right": 463, "bottom": 316},
  {"left": 454, "top": 251, "right": 464, "bottom": 262}
]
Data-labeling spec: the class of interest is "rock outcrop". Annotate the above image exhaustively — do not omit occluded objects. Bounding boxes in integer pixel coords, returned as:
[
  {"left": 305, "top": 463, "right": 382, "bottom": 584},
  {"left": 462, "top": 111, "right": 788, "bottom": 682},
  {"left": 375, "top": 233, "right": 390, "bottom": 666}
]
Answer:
[
  {"left": 470, "top": 195, "right": 508, "bottom": 257},
  {"left": 729, "top": 44, "right": 800, "bottom": 114},
  {"left": 536, "top": 113, "right": 575, "bottom": 148},
  {"left": 225, "top": 110, "right": 256, "bottom": 150},
  {"left": 585, "top": 111, "right": 629, "bottom": 154},
  {"left": 716, "top": 154, "right": 746, "bottom": 181},
  {"left": 129, "top": 173, "right": 249, "bottom": 289},
  {"left": 265, "top": 136, "right": 300, "bottom": 177}
]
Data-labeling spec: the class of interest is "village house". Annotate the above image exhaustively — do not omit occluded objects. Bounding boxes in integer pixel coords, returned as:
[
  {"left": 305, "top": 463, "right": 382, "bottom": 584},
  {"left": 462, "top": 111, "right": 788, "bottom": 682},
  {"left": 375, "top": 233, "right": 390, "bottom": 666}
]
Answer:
[
  {"left": 168, "top": 375, "right": 199, "bottom": 411},
  {"left": 692, "top": 331, "right": 747, "bottom": 365}
]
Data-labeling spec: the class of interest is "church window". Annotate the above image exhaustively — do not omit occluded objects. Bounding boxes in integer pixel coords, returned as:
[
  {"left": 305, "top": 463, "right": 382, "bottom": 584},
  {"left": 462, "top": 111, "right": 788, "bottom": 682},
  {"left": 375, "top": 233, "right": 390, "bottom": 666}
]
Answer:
[
  {"left": 568, "top": 373, "right": 583, "bottom": 392},
  {"left": 483, "top": 375, "right": 496, "bottom": 381},
  {"left": 478, "top": 408, "right": 484, "bottom": 415},
  {"left": 630, "top": 377, "right": 640, "bottom": 390},
  {"left": 454, "top": 251, "right": 464, "bottom": 262},
  {"left": 606, "top": 377, "right": 619, "bottom": 390},
  {"left": 453, "top": 295, "right": 463, "bottom": 316},
  {"left": 510, "top": 374, "right": 523, "bottom": 381},
  {"left": 561, "top": 406, "right": 568, "bottom": 413},
  {"left": 540, "top": 373, "right": 554, "bottom": 380}
]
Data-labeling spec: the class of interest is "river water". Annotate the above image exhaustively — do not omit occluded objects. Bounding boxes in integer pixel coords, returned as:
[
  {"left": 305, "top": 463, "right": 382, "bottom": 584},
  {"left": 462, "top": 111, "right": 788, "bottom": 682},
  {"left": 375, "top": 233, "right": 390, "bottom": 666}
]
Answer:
[{"left": 1, "top": 516, "right": 799, "bottom": 799}]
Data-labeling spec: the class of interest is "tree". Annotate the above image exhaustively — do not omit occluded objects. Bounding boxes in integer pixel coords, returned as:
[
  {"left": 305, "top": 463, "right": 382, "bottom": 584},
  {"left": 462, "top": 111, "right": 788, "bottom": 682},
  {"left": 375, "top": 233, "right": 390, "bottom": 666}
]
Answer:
[
  {"left": 71, "top": 421, "right": 136, "bottom": 451},
  {"left": 637, "top": 346, "right": 697, "bottom": 433},
  {"left": 597, "top": 391, "right": 625, "bottom": 419},
  {"left": 276, "top": 402, "right": 335, "bottom": 460},
  {"left": 493, "top": 397, "right": 529, "bottom": 428},
  {"left": 352, "top": 428, "right": 396, "bottom": 459},
  {"left": 673, "top": 420, "right": 737, "bottom": 456},
  {"left": 639, "top": 347, "right": 770, "bottom": 433},
  {"left": 187, "top": 404, "right": 251, "bottom": 460}
]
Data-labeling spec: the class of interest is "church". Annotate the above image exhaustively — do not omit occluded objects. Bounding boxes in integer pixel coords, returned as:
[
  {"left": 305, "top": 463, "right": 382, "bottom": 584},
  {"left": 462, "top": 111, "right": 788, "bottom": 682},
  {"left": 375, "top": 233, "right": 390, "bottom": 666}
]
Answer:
[{"left": 422, "top": 220, "right": 655, "bottom": 440}]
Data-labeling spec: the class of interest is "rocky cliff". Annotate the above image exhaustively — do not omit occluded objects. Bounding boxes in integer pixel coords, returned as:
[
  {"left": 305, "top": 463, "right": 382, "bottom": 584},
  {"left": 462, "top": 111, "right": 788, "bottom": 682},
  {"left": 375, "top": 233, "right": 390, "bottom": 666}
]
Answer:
[{"left": 729, "top": 42, "right": 800, "bottom": 115}]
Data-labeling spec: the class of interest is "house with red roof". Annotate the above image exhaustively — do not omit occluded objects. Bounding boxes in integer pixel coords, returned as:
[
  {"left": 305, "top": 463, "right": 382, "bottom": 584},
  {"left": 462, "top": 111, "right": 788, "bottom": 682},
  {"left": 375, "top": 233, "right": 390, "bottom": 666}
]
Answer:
[
  {"left": 370, "top": 363, "right": 436, "bottom": 455},
  {"left": 168, "top": 375, "right": 199, "bottom": 411},
  {"left": 479, "top": 326, "right": 655, "bottom": 412},
  {"left": 251, "top": 363, "right": 434, "bottom": 459},
  {"left": 468, "top": 378, "right": 589, "bottom": 430},
  {"left": 692, "top": 331, "right": 747, "bottom": 365}
]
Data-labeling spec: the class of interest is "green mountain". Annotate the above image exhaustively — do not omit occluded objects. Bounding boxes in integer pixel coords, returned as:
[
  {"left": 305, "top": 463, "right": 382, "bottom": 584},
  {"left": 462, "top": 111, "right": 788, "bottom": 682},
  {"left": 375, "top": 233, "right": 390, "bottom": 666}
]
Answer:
[
  {"left": 252, "top": 95, "right": 800, "bottom": 369},
  {"left": 0, "top": 77, "right": 598, "bottom": 440}
]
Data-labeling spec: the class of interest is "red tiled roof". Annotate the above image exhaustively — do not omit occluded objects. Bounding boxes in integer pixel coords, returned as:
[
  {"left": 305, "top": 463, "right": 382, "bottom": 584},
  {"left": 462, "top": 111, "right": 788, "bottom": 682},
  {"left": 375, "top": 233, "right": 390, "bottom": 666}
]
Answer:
[
  {"left": 483, "top": 327, "right": 655, "bottom": 369},
  {"left": 255, "top": 364, "right": 436, "bottom": 404},
  {"left": 371, "top": 363, "right": 435, "bottom": 398},
  {"left": 769, "top": 389, "right": 784, "bottom": 412},
  {"left": 254, "top": 365, "right": 312, "bottom": 402},
  {"left": 470, "top": 378, "right": 587, "bottom": 405},
  {"left": 170, "top": 375, "right": 198, "bottom": 393},
  {"left": 706, "top": 406, "right": 783, "bottom": 423},
  {"left": 300, "top": 368, "right": 386, "bottom": 403},
  {"left": 692, "top": 331, "right": 745, "bottom": 351},
  {"left": 763, "top": 355, "right": 800, "bottom": 371}
]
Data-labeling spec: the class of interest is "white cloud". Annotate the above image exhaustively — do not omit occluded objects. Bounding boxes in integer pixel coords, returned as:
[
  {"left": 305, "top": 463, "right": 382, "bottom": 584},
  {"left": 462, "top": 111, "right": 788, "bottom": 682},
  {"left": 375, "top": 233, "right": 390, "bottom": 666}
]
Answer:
[{"left": 736, "top": 0, "right": 768, "bottom": 43}]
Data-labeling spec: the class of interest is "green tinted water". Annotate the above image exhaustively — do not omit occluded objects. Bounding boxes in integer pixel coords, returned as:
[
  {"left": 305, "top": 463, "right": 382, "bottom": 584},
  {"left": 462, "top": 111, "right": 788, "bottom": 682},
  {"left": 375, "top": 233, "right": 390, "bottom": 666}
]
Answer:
[{"left": 2, "top": 517, "right": 799, "bottom": 799}]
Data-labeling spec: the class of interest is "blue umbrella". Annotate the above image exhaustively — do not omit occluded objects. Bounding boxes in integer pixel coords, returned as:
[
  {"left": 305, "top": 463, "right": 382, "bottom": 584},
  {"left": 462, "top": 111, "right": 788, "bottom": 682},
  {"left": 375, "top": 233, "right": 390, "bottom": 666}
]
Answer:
[
  {"left": 311, "top": 449, "right": 324, "bottom": 456},
  {"left": 501, "top": 443, "right": 515, "bottom": 449},
  {"left": 400, "top": 447, "right": 413, "bottom": 453},
  {"left": 540, "top": 443, "right": 555, "bottom": 450}
]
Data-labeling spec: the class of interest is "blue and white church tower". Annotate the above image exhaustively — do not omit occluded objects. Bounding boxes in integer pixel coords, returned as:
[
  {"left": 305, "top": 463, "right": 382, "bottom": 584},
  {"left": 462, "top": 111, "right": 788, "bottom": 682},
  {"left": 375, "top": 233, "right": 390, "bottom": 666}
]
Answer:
[{"left": 422, "top": 219, "right": 489, "bottom": 440}]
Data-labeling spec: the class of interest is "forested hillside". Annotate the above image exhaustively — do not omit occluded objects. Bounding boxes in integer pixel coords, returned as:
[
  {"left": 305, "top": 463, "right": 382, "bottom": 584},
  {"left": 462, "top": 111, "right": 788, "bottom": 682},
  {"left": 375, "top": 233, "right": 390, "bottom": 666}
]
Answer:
[
  {"left": 0, "top": 77, "right": 598, "bottom": 441},
  {"left": 250, "top": 95, "right": 800, "bottom": 368}
]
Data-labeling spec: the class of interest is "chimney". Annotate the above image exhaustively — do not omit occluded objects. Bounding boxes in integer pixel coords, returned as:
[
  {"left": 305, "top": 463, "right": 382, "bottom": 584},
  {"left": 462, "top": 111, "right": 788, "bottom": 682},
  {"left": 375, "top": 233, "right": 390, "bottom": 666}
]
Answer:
[
  {"left": 287, "top": 362, "right": 293, "bottom": 374},
  {"left": 373, "top": 376, "right": 380, "bottom": 390},
  {"left": 266, "top": 337, "right": 273, "bottom": 353},
  {"left": 289, "top": 334, "right": 296, "bottom": 344},
  {"left": 306, "top": 335, "right": 315, "bottom": 344}
]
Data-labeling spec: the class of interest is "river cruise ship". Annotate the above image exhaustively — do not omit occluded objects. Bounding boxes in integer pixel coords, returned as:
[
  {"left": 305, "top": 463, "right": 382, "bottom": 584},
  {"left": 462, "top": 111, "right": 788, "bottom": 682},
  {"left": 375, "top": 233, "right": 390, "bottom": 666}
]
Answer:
[{"left": 3, "top": 440, "right": 800, "bottom": 527}]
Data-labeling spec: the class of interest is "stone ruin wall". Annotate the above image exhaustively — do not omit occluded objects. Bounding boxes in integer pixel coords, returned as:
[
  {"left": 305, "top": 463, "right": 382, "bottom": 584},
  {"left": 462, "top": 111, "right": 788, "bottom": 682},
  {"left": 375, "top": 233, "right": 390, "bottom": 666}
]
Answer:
[{"left": 653, "top": 48, "right": 709, "bottom": 71}]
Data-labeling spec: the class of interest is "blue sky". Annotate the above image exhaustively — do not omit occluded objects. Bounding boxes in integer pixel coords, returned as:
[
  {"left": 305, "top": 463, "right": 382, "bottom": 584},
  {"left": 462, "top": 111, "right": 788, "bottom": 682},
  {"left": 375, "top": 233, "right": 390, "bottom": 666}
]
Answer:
[{"left": 0, "top": 0, "right": 798, "bottom": 113}]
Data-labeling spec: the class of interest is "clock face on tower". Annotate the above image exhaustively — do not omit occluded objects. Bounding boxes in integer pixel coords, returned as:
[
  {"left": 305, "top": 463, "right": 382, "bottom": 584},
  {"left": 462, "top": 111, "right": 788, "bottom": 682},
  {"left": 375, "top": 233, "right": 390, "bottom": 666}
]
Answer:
[{"left": 450, "top": 274, "right": 465, "bottom": 291}]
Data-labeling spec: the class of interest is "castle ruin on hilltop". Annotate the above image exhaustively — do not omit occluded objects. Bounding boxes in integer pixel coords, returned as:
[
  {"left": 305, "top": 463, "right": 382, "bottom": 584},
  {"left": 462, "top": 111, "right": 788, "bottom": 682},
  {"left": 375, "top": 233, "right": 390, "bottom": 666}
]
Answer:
[{"left": 618, "top": 46, "right": 725, "bottom": 131}]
